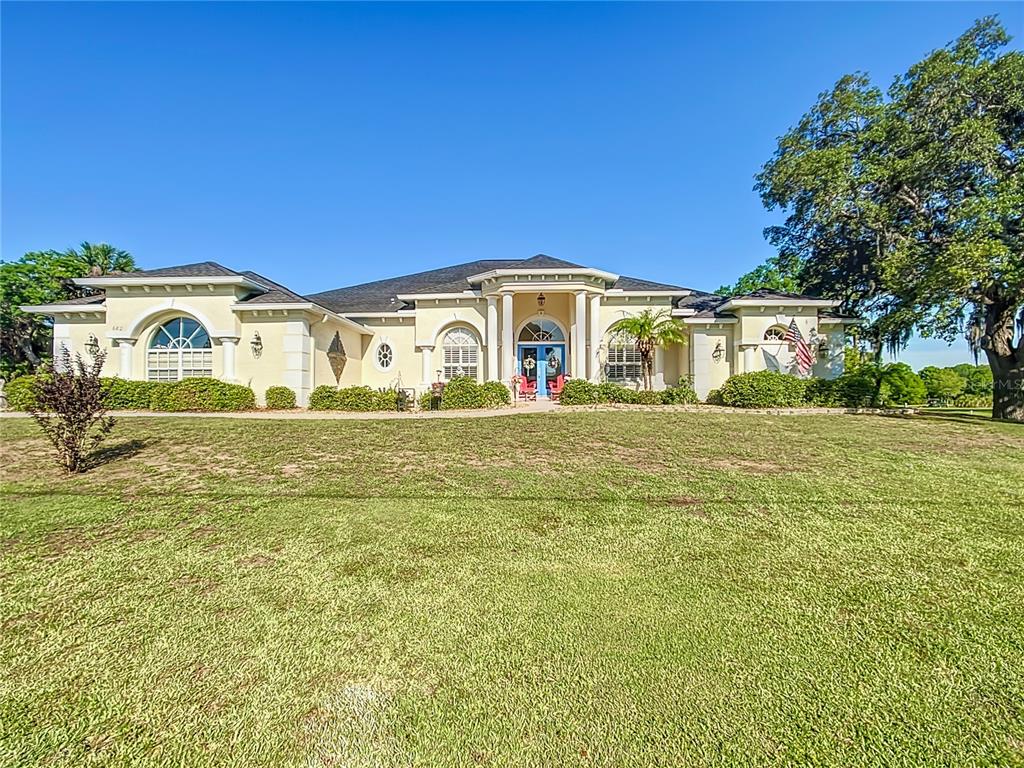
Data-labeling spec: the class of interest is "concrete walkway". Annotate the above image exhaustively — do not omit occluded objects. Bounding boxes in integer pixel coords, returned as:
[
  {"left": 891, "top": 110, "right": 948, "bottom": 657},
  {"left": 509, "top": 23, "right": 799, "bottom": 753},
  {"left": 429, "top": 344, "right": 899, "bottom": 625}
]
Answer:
[
  {"left": 0, "top": 401, "right": 915, "bottom": 420},
  {"left": 0, "top": 399, "right": 559, "bottom": 420}
]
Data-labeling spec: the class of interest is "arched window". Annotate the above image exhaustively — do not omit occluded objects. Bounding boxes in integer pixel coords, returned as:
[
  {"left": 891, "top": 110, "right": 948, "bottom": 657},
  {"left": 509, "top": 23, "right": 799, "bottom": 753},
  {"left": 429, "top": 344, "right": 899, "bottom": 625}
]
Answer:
[
  {"left": 442, "top": 327, "right": 478, "bottom": 380},
  {"left": 147, "top": 317, "right": 213, "bottom": 381},
  {"left": 764, "top": 326, "right": 788, "bottom": 342},
  {"left": 375, "top": 342, "right": 395, "bottom": 371},
  {"left": 518, "top": 319, "right": 565, "bottom": 343}
]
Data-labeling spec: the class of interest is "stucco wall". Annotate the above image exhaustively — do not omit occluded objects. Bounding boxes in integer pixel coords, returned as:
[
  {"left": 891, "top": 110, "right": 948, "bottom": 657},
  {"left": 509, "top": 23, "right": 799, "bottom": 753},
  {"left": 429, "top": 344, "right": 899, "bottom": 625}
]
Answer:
[
  {"left": 350, "top": 318, "right": 418, "bottom": 389},
  {"left": 732, "top": 309, "right": 820, "bottom": 376},
  {"left": 51, "top": 316, "right": 114, "bottom": 376},
  {"left": 598, "top": 297, "right": 680, "bottom": 389},
  {"left": 690, "top": 324, "right": 735, "bottom": 398}
]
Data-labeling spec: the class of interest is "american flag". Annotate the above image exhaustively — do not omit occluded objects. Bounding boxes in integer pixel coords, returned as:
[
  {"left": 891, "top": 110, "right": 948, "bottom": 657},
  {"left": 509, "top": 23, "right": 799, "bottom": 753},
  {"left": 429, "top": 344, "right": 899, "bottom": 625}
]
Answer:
[{"left": 784, "top": 319, "right": 815, "bottom": 376}]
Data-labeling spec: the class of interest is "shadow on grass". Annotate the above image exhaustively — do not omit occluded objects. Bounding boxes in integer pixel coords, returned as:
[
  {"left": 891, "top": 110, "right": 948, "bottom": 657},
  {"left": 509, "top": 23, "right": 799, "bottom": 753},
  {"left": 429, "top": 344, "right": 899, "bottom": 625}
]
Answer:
[
  {"left": 85, "top": 438, "right": 152, "bottom": 470},
  {"left": 904, "top": 410, "right": 999, "bottom": 426}
]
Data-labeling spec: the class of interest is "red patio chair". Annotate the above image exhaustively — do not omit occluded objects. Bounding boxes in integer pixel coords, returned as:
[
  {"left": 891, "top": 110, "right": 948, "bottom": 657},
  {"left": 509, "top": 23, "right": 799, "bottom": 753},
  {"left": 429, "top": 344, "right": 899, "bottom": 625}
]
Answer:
[
  {"left": 548, "top": 374, "right": 565, "bottom": 400},
  {"left": 518, "top": 375, "right": 537, "bottom": 400}
]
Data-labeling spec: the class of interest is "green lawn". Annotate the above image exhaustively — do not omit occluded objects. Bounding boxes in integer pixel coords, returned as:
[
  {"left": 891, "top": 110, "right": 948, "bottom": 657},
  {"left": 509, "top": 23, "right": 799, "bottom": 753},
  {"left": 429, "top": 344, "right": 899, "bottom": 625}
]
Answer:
[{"left": 1, "top": 412, "right": 1022, "bottom": 767}]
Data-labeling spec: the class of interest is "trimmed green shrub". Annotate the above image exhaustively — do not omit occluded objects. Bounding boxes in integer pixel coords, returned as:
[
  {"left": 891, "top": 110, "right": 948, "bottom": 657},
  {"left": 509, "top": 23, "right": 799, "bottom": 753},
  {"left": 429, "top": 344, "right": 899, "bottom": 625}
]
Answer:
[
  {"left": 310, "top": 385, "right": 406, "bottom": 411},
  {"left": 716, "top": 371, "right": 807, "bottom": 408},
  {"left": 101, "top": 378, "right": 159, "bottom": 409},
  {"left": 635, "top": 390, "right": 662, "bottom": 405},
  {"left": 661, "top": 380, "right": 699, "bottom": 405},
  {"left": 704, "top": 388, "right": 724, "bottom": 405},
  {"left": 373, "top": 388, "right": 403, "bottom": 411},
  {"left": 559, "top": 379, "right": 597, "bottom": 405},
  {"left": 333, "top": 386, "right": 379, "bottom": 411},
  {"left": 5, "top": 375, "right": 41, "bottom": 410},
  {"left": 803, "top": 378, "right": 839, "bottom": 407},
  {"left": 418, "top": 390, "right": 435, "bottom": 411},
  {"left": 595, "top": 382, "right": 640, "bottom": 404},
  {"left": 480, "top": 380, "right": 511, "bottom": 408},
  {"left": 309, "top": 385, "right": 339, "bottom": 410},
  {"left": 831, "top": 370, "right": 876, "bottom": 407},
  {"left": 265, "top": 386, "right": 297, "bottom": 409},
  {"left": 148, "top": 378, "right": 255, "bottom": 412},
  {"left": 441, "top": 377, "right": 484, "bottom": 409},
  {"left": 6, "top": 375, "right": 258, "bottom": 412}
]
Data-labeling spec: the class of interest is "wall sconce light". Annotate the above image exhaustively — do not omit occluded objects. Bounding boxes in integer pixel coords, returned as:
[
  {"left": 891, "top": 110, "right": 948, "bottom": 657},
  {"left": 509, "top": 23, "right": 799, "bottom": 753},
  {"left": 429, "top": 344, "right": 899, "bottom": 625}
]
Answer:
[
  {"left": 817, "top": 338, "right": 829, "bottom": 357},
  {"left": 84, "top": 334, "right": 100, "bottom": 358},
  {"left": 712, "top": 341, "right": 724, "bottom": 362},
  {"left": 536, "top": 293, "right": 546, "bottom": 309},
  {"left": 250, "top": 331, "right": 263, "bottom": 358}
]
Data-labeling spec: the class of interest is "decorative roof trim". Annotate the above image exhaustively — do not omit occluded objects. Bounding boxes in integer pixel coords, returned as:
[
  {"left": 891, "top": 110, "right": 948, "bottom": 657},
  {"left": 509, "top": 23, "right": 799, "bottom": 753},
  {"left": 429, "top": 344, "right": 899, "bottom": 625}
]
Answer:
[
  {"left": 606, "top": 290, "right": 691, "bottom": 298},
  {"left": 465, "top": 267, "right": 620, "bottom": 284},
  {"left": 230, "top": 302, "right": 370, "bottom": 335},
  {"left": 680, "top": 316, "right": 738, "bottom": 324},
  {"left": 395, "top": 292, "right": 481, "bottom": 301},
  {"left": 819, "top": 316, "right": 865, "bottom": 325},
  {"left": 22, "top": 303, "right": 107, "bottom": 314},
  {"left": 718, "top": 298, "right": 840, "bottom": 310},
  {"left": 76, "top": 275, "right": 267, "bottom": 290},
  {"left": 342, "top": 311, "right": 416, "bottom": 318}
]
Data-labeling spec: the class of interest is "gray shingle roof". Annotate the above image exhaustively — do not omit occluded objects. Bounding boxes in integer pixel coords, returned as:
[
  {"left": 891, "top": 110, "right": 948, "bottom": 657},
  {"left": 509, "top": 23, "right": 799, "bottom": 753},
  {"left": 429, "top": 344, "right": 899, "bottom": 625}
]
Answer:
[
  {"left": 612, "top": 275, "right": 688, "bottom": 292},
  {"left": 309, "top": 255, "right": 695, "bottom": 313},
  {"left": 237, "top": 271, "right": 310, "bottom": 304},
  {"left": 674, "top": 291, "right": 736, "bottom": 319},
  {"left": 112, "top": 261, "right": 241, "bottom": 278},
  {"left": 308, "top": 259, "right": 518, "bottom": 313},
  {"left": 63, "top": 294, "right": 107, "bottom": 305},
  {"left": 514, "top": 254, "right": 588, "bottom": 270},
  {"left": 728, "top": 288, "right": 823, "bottom": 301}
]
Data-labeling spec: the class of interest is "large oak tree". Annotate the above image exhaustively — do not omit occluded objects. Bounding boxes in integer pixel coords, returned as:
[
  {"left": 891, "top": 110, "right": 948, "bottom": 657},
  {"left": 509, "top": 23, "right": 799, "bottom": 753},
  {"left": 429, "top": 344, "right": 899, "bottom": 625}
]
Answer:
[
  {"left": 0, "top": 243, "right": 135, "bottom": 378},
  {"left": 755, "top": 17, "right": 1023, "bottom": 420}
]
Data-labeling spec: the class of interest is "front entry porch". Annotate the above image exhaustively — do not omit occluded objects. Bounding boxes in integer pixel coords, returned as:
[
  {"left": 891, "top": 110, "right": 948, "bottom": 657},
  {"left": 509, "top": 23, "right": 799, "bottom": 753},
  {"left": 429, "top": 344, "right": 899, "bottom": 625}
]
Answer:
[{"left": 516, "top": 343, "right": 566, "bottom": 397}]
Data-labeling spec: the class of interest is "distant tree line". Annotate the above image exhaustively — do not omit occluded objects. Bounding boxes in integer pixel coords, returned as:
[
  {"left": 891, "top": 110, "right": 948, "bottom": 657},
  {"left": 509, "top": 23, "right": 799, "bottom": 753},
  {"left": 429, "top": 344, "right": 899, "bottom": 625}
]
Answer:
[{"left": 0, "top": 243, "right": 135, "bottom": 379}]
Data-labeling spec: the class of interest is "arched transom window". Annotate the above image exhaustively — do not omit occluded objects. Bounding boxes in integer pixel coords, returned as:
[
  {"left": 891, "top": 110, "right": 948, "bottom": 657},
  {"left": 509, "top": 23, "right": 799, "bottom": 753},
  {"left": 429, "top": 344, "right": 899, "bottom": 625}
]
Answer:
[
  {"left": 519, "top": 319, "right": 565, "bottom": 343},
  {"left": 442, "top": 327, "right": 478, "bottom": 380},
  {"left": 764, "top": 326, "right": 788, "bottom": 342},
  {"left": 147, "top": 317, "right": 213, "bottom": 381}
]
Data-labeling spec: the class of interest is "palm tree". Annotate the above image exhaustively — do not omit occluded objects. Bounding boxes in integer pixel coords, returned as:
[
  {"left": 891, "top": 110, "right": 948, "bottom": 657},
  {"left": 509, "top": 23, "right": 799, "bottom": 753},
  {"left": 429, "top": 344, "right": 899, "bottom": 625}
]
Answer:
[{"left": 608, "top": 309, "right": 687, "bottom": 390}]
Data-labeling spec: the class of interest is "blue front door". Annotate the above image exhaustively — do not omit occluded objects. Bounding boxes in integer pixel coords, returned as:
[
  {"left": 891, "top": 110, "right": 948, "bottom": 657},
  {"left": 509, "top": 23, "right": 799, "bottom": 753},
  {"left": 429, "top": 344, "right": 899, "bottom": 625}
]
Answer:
[{"left": 518, "top": 344, "right": 565, "bottom": 396}]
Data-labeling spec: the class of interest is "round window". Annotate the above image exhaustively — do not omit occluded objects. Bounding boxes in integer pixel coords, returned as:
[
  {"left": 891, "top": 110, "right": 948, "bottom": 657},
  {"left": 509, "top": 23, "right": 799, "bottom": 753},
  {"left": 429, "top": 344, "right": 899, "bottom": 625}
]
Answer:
[
  {"left": 376, "top": 343, "right": 394, "bottom": 370},
  {"left": 763, "top": 326, "right": 787, "bottom": 342}
]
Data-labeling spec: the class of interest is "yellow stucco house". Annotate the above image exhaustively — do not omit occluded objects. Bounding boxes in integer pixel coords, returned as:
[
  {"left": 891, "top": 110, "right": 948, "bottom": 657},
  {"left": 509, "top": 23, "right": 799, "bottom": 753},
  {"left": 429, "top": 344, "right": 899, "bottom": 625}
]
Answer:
[{"left": 23, "top": 254, "right": 858, "bottom": 405}]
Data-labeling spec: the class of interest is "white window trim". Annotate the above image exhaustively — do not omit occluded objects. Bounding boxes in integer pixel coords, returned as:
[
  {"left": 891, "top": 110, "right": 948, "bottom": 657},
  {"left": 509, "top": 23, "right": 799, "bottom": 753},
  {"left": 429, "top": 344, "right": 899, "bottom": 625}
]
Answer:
[
  {"left": 441, "top": 326, "right": 480, "bottom": 381},
  {"left": 146, "top": 317, "right": 214, "bottom": 382},
  {"left": 606, "top": 341, "right": 643, "bottom": 383},
  {"left": 373, "top": 338, "right": 396, "bottom": 372}
]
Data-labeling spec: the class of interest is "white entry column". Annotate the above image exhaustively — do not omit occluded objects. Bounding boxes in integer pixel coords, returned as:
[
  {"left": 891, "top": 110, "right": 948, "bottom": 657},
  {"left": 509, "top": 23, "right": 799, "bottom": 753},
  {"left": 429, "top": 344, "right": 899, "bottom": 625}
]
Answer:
[
  {"left": 117, "top": 339, "right": 135, "bottom": 378},
  {"left": 573, "top": 291, "right": 587, "bottom": 379},
  {"left": 420, "top": 346, "right": 434, "bottom": 387},
  {"left": 221, "top": 337, "right": 239, "bottom": 381},
  {"left": 588, "top": 294, "right": 601, "bottom": 381},
  {"left": 500, "top": 292, "right": 514, "bottom": 381},
  {"left": 742, "top": 344, "right": 755, "bottom": 374},
  {"left": 486, "top": 296, "right": 499, "bottom": 381}
]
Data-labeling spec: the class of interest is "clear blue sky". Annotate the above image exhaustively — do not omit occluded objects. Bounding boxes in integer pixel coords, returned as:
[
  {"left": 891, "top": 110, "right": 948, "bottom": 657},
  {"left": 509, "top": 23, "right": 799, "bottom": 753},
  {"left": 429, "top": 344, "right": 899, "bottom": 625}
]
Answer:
[{"left": 3, "top": 2, "right": 1020, "bottom": 367}]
